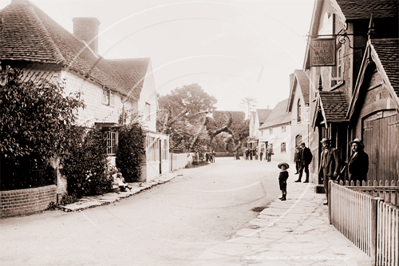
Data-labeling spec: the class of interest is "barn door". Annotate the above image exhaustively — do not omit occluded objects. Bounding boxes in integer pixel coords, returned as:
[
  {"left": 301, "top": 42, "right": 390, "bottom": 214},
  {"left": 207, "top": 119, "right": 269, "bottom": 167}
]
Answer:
[{"left": 363, "top": 111, "right": 399, "bottom": 184}]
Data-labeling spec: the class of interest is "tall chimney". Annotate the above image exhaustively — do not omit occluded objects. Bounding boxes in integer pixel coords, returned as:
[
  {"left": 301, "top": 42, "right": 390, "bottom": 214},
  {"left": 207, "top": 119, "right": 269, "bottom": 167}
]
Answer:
[{"left": 73, "top": 17, "right": 100, "bottom": 55}]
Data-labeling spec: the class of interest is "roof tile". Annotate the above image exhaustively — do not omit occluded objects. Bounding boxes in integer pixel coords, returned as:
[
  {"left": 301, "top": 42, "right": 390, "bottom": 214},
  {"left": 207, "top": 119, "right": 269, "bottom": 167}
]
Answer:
[
  {"left": 319, "top": 91, "right": 348, "bottom": 122},
  {"left": 336, "top": 0, "right": 398, "bottom": 20}
]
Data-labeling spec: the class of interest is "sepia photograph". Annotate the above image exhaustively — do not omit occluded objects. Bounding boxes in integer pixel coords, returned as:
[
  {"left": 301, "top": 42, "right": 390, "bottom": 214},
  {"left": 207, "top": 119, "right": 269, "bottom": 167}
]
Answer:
[{"left": 1, "top": 0, "right": 398, "bottom": 265}]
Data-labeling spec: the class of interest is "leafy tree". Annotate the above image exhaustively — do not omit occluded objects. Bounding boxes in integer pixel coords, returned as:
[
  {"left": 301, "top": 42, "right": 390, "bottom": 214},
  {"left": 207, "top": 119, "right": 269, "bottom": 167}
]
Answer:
[
  {"left": 157, "top": 84, "right": 217, "bottom": 151},
  {"left": 0, "top": 66, "right": 85, "bottom": 190}
]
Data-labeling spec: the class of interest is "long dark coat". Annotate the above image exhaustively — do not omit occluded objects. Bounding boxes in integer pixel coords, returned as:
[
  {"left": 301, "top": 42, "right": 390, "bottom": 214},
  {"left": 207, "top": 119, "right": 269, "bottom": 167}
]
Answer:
[{"left": 348, "top": 150, "right": 369, "bottom": 183}]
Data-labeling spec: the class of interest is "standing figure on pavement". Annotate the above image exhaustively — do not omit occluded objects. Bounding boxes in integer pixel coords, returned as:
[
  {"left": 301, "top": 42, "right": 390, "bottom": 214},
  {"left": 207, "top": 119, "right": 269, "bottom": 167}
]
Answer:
[
  {"left": 249, "top": 149, "right": 253, "bottom": 160},
  {"left": 260, "top": 148, "right": 264, "bottom": 161},
  {"left": 318, "top": 138, "right": 340, "bottom": 205},
  {"left": 266, "top": 144, "right": 273, "bottom": 162},
  {"left": 245, "top": 148, "right": 249, "bottom": 160},
  {"left": 294, "top": 147, "right": 301, "bottom": 174},
  {"left": 278, "top": 163, "right": 289, "bottom": 201},
  {"left": 348, "top": 138, "right": 369, "bottom": 185},
  {"left": 295, "top": 142, "right": 313, "bottom": 183}
]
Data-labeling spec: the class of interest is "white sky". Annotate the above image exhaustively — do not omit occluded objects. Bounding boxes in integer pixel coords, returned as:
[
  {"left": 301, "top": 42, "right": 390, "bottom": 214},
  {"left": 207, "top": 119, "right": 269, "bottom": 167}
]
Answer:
[{"left": 1, "top": 0, "right": 314, "bottom": 111}]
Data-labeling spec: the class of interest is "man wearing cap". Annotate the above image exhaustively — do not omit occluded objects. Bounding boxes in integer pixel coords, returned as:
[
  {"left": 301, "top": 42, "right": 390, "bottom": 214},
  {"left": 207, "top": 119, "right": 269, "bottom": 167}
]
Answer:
[
  {"left": 319, "top": 138, "right": 340, "bottom": 205},
  {"left": 295, "top": 142, "right": 313, "bottom": 183},
  {"left": 348, "top": 138, "right": 369, "bottom": 184}
]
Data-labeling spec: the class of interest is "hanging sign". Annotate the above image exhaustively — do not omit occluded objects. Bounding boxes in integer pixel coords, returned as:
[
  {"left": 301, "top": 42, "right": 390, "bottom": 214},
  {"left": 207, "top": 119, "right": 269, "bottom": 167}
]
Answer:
[{"left": 310, "top": 38, "right": 336, "bottom": 66}]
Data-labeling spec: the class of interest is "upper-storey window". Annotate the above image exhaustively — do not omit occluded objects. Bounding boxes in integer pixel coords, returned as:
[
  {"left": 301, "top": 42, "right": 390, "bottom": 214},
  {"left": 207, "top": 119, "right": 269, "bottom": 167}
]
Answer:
[
  {"left": 331, "top": 46, "right": 344, "bottom": 87},
  {"left": 145, "top": 103, "right": 151, "bottom": 121},
  {"left": 297, "top": 99, "right": 302, "bottom": 123}
]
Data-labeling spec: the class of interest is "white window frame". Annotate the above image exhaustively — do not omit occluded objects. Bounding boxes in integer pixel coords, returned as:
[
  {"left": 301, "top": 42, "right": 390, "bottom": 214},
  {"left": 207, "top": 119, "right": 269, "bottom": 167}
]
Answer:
[
  {"left": 102, "top": 89, "right": 110, "bottom": 105},
  {"left": 331, "top": 46, "right": 344, "bottom": 84},
  {"left": 145, "top": 102, "right": 151, "bottom": 121},
  {"left": 106, "top": 131, "right": 117, "bottom": 155},
  {"left": 269, "top": 128, "right": 273, "bottom": 135},
  {"left": 281, "top": 125, "right": 286, "bottom": 133}
]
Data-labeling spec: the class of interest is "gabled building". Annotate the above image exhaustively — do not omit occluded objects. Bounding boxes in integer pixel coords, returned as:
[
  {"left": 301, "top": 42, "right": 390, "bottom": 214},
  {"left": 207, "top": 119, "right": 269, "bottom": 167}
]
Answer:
[
  {"left": 287, "top": 70, "right": 311, "bottom": 157},
  {"left": 303, "top": 0, "right": 398, "bottom": 183},
  {"left": 248, "top": 108, "right": 272, "bottom": 151},
  {"left": 258, "top": 99, "right": 291, "bottom": 162},
  {"left": 0, "top": 0, "right": 168, "bottom": 190}
]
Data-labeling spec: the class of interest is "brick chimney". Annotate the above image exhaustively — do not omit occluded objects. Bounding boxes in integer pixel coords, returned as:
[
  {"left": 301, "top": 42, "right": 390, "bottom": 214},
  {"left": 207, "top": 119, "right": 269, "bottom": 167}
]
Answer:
[{"left": 73, "top": 17, "right": 100, "bottom": 55}]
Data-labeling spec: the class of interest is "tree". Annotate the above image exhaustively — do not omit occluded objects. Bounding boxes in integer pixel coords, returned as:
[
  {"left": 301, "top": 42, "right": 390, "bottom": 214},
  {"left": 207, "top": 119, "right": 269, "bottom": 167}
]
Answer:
[
  {"left": 157, "top": 84, "right": 217, "bottom": 151},
  {"left": 240, "top": 97, "right": 257, "bottom": 119},
  {"left": 0, "top": 66, "right": 85, "bottom": 190}
]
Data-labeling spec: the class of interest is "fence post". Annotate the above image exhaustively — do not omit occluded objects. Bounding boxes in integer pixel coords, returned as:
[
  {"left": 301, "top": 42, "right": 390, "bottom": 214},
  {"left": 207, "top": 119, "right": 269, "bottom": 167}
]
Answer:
[
  {"left": 371, "top": 197, "right": 383, "bottom": 265},
  {"left": 328, "top": 180, "right": 332, "bottom": 224}
]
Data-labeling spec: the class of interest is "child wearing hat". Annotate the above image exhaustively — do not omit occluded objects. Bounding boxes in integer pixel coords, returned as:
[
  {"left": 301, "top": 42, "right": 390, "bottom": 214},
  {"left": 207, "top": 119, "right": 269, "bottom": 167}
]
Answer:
[{"left": 278, "top": 163, "right": 289, "bottom": 201}]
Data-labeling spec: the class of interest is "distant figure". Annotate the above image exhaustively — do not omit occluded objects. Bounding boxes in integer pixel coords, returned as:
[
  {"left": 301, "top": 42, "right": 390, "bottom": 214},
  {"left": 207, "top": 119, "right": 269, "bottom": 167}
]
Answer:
[
  {"left": 278, "top": 163, "right": 289, "bottom": 201},
  {"left": 266, "top": 144, "right": 273, "bottom": 162},
  {"left": 211, "top": 150, "right": 216, "bottom": 163},
  {"left": 249, "top": 149, "right": 253, "bottom": 160},
  {"left": 235, "top": 149, "right": 240, "bottom": 160},
  {"left": 245, "top": 149, "right": 249, "bottom": 160},
  {"left": 348, "top": 138, "right": 369, "bottom": 184},
  {"left": 318, "top": 138, "right": 340, "bottom": 206},
  {"left": 295, "top": 142, "right": 313, "bottom": 183},
  {"left": 294, "top": 147, "right": 301, "bottom": 174},
  {"left": 260, "top": 148, "right": 264, "bottom": 161}
]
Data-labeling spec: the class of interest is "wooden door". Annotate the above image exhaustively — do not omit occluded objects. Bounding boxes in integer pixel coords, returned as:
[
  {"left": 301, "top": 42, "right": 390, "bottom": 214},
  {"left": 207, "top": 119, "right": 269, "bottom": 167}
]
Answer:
[{"left": 363, "top": 111, "right": 399, "bottom": 184}]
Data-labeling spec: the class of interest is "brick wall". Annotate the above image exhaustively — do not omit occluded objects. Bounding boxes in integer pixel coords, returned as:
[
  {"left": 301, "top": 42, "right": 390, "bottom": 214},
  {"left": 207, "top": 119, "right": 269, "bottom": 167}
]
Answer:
[{"left": 1, "top": 185, "right": 57, "bottom": 218}]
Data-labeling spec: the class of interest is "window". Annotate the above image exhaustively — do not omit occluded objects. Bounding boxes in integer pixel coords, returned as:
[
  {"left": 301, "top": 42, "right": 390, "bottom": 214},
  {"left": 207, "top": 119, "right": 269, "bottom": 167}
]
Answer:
[
  {"left": 281, "top": 142, "right": 286, "bottom": 153},
  {"left": 281, "top": 125, "right": 286, "bottom": 133},
  {"left": 102, "top": 89, "right": 110, "bottom": 105},
  {"left": 261, "top": 131, "right": 263, "bottom": 137},
  {"left": 331, "top": 46, "right": 344, "bottom": 86},
  {"left": 106, "top": 131, "right": 117, "bottom": 155},
  {"left": 269, "top": 128, "right": 273, "bottom": 134},
  {"left": 145, "top": 103, "right": 151, "bottom": 121},
  {"left": 297, "top": 99, "right": 302, "bottom": 123}
]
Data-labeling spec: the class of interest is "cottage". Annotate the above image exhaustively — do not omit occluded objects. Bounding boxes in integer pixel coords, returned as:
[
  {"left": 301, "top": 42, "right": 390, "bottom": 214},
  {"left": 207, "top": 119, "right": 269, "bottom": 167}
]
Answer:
[{"left": 0, "top": 0, "right": 168, "bottom": 216}]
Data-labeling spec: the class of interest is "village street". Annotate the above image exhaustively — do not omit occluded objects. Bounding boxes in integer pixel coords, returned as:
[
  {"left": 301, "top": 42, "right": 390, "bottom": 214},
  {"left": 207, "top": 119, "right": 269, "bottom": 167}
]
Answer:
[{"left": 0, "top": 157, "right": 283, "bottom": 266}]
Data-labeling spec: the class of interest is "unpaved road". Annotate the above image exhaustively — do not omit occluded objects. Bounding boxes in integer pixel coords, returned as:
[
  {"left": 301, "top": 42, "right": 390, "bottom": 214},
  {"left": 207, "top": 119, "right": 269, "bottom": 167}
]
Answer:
[{"left": 0, "top": 158, "right": 283, "bottom": 266}]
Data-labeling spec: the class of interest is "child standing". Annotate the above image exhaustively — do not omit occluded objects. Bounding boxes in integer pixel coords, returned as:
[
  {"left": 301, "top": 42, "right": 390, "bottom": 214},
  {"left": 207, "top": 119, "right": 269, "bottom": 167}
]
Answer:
[{"left": 278, "top": 163, "right": 289, "bottom": 201}]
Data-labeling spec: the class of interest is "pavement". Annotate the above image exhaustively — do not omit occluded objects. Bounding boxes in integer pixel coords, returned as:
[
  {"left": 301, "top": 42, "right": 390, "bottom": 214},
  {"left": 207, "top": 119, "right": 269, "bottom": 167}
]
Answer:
[
  {"left": 59, "top": 172, "right": 179, "bottom": 212},
  {"left": 191, "top": 174, "right": 374, "bottom": 266}
]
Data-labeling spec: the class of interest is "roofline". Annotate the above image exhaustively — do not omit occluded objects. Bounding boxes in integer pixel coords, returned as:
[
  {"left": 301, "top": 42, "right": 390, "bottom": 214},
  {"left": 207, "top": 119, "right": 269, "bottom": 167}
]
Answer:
[
  {"left": 259, "top": 121, "right": 291, "bottom": 130},
  {"left": 347, "top": 39, "right": 399, "bottom": 120}
]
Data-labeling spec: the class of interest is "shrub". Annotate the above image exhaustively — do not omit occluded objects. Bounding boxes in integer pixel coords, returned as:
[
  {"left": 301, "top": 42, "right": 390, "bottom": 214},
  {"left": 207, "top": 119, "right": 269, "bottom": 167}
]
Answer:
[
  {"left": 61, "top": 127, "right": 112, "bottom": 198},
  {"left": 116, "top": 122, "right": 145, "bottom": 182}
]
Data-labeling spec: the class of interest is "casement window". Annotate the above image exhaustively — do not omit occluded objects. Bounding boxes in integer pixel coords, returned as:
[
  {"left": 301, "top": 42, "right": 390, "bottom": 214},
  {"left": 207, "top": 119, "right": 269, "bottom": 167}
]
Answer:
[
  {"left": 261, "top": 131, "right": 263, "bottom": 137},
  {"left": 102, "top": 89, "right": 110, "bottom": 105},
  {"left": 281, "top": 125, "right": 286, "bottom": 133},
  {"left": 281, "top": 142, "right": 286, "bottom": 153},
  {"left": 102, "top": 89, "right": 115, "bottom": 106},
  {"left": 331, "top": 46, "right": 344, "bottom": 86},
  {"left": 106, "top": 131, "right": 117, "bottom": 155},
  {"left": 297, "top": 99, "right": 302, "bottom": 123},
  {"left": 145, "top": 103, "right": 151, "bottom": 121},
  {"left": 269, "top": 128, "right": 273, "bottom": 134}
]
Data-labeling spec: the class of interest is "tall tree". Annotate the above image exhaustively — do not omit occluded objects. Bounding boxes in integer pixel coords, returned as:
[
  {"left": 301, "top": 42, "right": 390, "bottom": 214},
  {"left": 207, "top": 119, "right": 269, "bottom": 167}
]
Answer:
[
  {"left": 157, "top": 84, "right": 217, "bottom": 151},
  {"left": 240, "top": 97, "right": 257, "bottom": 119}
]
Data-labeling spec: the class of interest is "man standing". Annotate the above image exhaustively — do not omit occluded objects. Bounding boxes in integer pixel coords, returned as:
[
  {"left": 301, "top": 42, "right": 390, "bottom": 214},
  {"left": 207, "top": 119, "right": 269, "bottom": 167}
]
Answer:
[
  {"left": 266, "top": 144, "right": 273, "bottom": 162},
  {"left": 348, "top": 138, "right": 369, "bottom": 184},
  {"left": 295, "top": 142, "right": 313, "bottom": 183},
  {"left": 318, "top": 138, "right": 340, "bottom": 205}
]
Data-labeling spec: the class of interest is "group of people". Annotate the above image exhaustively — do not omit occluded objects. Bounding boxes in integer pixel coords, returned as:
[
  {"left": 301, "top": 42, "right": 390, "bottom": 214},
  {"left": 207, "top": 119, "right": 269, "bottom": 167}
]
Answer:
[
  {"left": 244, "top": 144, "right": 273, "bottom": 162},
  {"left": 278, "top": 138, "right": 369, "bottom": 205},
  {"left": 205, "top": 151, "right": 216, "bottom": 163}
]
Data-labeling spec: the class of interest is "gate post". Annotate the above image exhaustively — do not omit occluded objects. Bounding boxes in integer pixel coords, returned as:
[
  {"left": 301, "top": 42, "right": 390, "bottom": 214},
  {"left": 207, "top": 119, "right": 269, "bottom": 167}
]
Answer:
[{"left": 371, "top": 197, "right": 383, "bottom": 266}]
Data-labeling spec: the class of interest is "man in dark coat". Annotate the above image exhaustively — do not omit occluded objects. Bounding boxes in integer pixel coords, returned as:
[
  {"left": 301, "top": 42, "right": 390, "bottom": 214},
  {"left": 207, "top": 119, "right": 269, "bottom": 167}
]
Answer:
[
  {"left": 348, "top": 138, "right": 369, "bottom": 184},
  {"left": 318, "top": 138, "right": 340, "bottom": 205},
  {"left": 294, "top": 147, "right": 301, "bottom": 174},
  {"left": 295, "top": 142, "right": 313, "bottom": 183}
]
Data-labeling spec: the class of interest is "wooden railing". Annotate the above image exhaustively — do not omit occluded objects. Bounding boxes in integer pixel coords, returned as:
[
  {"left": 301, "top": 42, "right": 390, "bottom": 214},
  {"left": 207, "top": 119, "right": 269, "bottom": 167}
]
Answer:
[
  {"left": 337, "top": 180, "right": 399, "bottom": 207},
  {"left": 330, "top": 181, "right": 399, "bottom": 266},
  {"left": 377, "top": 201, "right": 399, "bottom": 266}
]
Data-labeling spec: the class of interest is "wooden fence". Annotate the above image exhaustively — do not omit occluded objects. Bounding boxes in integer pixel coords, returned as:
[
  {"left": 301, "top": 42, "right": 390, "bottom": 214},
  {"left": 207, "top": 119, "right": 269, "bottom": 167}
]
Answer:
[{"left": 330, "top": 181, "right": 399, "bottom": 266}]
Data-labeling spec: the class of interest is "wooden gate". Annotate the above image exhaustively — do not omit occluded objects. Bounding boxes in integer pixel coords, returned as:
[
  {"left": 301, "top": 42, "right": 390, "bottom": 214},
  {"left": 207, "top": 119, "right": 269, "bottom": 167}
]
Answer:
[{"left": 363, "top": 111, "right": 399, "bottom": 184}]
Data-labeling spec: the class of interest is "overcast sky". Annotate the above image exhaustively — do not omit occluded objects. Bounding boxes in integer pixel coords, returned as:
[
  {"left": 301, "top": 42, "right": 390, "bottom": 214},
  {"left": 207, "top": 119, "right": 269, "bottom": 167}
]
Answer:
[{"left": 1, "top": 0, "right": 314, "bottom": 111}]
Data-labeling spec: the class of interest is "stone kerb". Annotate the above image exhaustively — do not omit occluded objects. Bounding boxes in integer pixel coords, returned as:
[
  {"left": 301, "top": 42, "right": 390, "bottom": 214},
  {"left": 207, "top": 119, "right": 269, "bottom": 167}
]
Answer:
[{"left": 0, "top": 185, "right": 57, "bottom": 218}]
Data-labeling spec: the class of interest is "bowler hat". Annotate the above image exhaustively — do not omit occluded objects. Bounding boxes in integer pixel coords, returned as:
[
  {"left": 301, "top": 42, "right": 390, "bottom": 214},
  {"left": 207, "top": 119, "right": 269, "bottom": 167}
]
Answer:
[
  {"left": 349, "top": 138, "right": 364, "bottom": 147},
  {"left": 320, "top": 138, "right": 331, "bottom": 144},
  {"left": 278, "top": 162, "right": 289, "bottom": 169}
]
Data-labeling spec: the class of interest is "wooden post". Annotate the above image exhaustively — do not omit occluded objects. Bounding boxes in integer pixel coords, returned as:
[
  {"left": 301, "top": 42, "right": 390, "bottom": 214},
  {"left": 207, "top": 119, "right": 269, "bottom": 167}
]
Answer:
[
  {"left": 371, "top": 197, "right": 383, "bottom": 265},
  {"left": 329, "top": 180, "right": 332, "bottom": 224}
]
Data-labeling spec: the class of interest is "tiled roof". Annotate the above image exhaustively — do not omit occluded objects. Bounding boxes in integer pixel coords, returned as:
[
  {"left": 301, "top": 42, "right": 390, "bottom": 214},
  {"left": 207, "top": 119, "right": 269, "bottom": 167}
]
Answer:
[
  {"left": 0, "top": 0, "right": 147, "bottom": 98},
  {"left": 256, "top": 109, "right": 272, "bottom": 126},
  {"left": 319, "top": 91, "right": 348, "bottom": 122},
  {"left": 371, "top": 39, "right": 399, "bottom": 98},
  {"left": 259, "top": 99, "right": 290, "bottom": 129},
  {"left": 336, "top": 0, "right": 398, "bottom": 20},
  {"left": 295, "top": 69, "right": 310, "bottom": 105}
]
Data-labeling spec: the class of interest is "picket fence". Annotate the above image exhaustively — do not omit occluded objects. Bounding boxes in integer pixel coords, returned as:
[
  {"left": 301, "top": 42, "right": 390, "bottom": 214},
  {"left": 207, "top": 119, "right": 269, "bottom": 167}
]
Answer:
[{"left": 330, "top": 181, "right": 399, "bottom": 266}]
